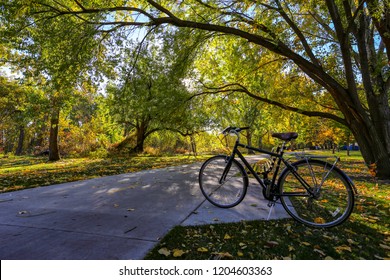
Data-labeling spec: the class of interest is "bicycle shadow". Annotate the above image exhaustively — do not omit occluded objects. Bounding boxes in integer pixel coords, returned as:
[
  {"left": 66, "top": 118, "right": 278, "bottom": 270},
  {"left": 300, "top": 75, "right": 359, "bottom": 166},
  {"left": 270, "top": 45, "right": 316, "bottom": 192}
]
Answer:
[{"left": 182, "top": 180, "right": 291, "bottom": 226}]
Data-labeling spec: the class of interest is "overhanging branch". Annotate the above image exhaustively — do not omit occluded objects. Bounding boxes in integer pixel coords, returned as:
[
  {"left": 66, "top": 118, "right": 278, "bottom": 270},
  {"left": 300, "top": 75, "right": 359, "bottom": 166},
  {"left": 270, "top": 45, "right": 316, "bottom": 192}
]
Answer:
[{"left": 196, "top": 83, "right": 347, "bottom": 125}]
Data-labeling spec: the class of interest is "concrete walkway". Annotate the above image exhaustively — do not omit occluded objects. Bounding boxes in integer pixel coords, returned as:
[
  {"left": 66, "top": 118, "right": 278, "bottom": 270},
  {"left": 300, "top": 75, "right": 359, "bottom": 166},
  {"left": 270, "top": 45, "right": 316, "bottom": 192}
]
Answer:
[{"left": 0, "top": 160, "right": 290, "bottom": 260}]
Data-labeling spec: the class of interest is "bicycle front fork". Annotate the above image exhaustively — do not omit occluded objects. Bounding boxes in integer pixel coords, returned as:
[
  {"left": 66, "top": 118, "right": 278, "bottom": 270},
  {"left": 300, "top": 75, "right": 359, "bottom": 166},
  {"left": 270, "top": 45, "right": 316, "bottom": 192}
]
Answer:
[{"left": 219, "top": 156, "right": 234, "bottom": 184}]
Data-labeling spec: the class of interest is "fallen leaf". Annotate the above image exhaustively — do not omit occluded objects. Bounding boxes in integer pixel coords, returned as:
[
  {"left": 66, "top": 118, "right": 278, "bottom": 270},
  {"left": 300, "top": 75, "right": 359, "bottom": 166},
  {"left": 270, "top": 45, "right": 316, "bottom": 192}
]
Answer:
[
  {"left": 314, "top": 217, "right": 325, "bottom": 224},
  {"left": 127, "top": 208, "right": 135, "bottom": 212},
  {"left": 335, "top": 245, "right": 352, "bottom": 253},
  {"left": 224, "top": 233, "right": 232, "bottom": 240},
  {"left": 324, "top": 256, "right": 334, "bottom": 260},
  {"left": 323, "top": 235, "right": 334, "bottom": 240},
  {"left": 301, "top": 242, "right": 311, "bottom": 246},
  {"left": 266, "top": 241, "right": 279, "bottom": 247},
  {"left": 158, "top": 247, "right": 171, "bottom": 257},
  {"left": 356, "top": 205, "right": 364, "bottom": 212},
  {"left": 344, "top": 229, "right": 356, "bottom": 235},
  {"left": 237, "top": 251, "right": 244, "bottom": 257},
  {"left": 379, "top": 244, "right": 390, "bottom": 250},
  {"left": 314, "top": 248, "right": 326, "bottom": 256},
  {"left": 173, "top": 249, "right": 185, "bottom": 257},
  {"left": 197, "top": 247, "right": 208, "bottom": 252}
]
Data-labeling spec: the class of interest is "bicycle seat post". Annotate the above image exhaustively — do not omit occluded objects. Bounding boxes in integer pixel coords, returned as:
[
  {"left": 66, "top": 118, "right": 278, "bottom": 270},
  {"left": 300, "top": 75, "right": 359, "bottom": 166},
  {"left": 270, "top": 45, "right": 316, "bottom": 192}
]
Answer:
[{"left": 278, "top": 141, "right": 287, "bottom": 155}]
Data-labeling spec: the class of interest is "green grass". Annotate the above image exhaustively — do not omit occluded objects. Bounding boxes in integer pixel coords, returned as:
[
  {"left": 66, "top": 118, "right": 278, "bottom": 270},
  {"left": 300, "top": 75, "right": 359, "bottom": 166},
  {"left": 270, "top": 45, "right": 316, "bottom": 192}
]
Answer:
[
  {"left": 0, "top": 153, "right": 209, "bottom": 193},
  {"left": 1, "top": 151, "right": 389, "bottom": 259},
  {"left": 145, "top": 150, "right": 390, "bottom": 260}
]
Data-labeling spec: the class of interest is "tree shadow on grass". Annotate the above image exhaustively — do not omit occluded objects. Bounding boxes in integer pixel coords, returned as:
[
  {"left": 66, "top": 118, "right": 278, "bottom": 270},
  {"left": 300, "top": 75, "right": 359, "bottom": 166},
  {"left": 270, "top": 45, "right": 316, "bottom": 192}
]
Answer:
[{"left": 0, "top": 156, "right": 204, "bottom": 192}]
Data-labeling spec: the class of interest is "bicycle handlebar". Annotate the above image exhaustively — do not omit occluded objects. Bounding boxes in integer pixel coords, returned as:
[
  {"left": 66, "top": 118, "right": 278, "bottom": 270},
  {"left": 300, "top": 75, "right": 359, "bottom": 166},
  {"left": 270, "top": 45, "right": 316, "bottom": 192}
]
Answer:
[{"left": 221, "top": 126, "right": 250, "bottom": 135}]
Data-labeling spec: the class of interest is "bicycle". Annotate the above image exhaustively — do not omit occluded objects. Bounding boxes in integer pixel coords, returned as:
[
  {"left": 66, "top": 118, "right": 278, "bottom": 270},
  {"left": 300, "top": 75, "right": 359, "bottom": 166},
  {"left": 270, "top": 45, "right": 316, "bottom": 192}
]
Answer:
[{"left": 198, "top": 126, "right": 356, "bottom": 228}]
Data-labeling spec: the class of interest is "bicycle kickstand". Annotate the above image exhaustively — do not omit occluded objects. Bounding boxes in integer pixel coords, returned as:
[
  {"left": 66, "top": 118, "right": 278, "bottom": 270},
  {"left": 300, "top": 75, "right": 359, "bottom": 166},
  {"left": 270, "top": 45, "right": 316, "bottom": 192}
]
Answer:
[{"left": 267, "top": 200, "right": 275, "bottom": 221}]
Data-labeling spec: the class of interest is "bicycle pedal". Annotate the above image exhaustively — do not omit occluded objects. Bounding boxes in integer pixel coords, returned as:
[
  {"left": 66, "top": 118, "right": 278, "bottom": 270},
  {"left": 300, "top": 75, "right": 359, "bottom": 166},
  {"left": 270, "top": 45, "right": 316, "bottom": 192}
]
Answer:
[{"left": 267, "top": 201, "right": 275, "bottom": 207}]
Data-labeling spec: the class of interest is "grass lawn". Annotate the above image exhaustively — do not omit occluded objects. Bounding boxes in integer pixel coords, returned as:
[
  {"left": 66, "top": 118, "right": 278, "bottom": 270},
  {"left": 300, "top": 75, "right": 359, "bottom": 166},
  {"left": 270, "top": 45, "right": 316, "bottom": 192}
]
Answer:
[
  {"left": 0, "top": 151, "right": 389, "bottom": 259},
  {"left": 0, "top": 153, "right": 209, "bottom": 192}
]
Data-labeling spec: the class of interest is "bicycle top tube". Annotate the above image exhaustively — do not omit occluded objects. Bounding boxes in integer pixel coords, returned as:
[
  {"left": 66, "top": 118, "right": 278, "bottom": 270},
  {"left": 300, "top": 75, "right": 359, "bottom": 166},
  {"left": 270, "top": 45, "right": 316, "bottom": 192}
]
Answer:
[
  {"left": 221, "top": 127, "right": 298, "bottom": 145},
  {"left": 221, "top": 126, "right": 297, "bottom": 158}
]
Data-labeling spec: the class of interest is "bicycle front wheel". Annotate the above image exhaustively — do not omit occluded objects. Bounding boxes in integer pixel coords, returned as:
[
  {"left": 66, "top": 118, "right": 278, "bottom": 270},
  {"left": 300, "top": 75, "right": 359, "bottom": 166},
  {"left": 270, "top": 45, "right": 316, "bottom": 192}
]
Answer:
[
  {"left": 279, "top": 159, "right": 354, "bottom": 228},
  {"left": 199, "top": 155, "right": 248, "bottom": 208}
]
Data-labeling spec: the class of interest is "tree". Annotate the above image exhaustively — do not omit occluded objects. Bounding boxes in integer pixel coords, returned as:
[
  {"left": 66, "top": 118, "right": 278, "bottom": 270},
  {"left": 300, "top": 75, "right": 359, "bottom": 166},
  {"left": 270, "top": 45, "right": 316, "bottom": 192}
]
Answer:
[
  {"left": 0, "top": 76, "right": 48, "bottom": 155},
  {"left": 2, "top": 0, "right": 389, "bottom": 178},
  {"left": 1, "top": 0, "right": 103, "bottom": 160},
  {"left": 107, "top": 36, "right": 204, "bottom": 153}
]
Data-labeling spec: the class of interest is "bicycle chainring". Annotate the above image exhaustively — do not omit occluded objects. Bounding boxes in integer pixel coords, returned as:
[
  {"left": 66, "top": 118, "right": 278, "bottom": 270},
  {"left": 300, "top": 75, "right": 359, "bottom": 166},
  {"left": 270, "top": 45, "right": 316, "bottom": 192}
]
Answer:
[{"left": 262, "top": 180, "right": 276, "bottom": 200}]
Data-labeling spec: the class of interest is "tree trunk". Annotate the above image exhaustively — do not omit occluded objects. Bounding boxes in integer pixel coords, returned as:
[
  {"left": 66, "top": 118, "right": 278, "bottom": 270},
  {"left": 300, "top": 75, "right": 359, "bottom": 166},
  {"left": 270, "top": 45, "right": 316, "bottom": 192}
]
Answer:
[
  {"left": 133, "top": 123, "right": 147, "bottom": 153},
  {"left": 15, "top": 125, "right": 25, "bottom": 156},
  {"left": 133, "top": 134, "right": 145, "bottom": 153},
  {"left": 190, "top": 134, "right": 197, "bottom": 156},
  {"left": 346, "top": 111, "right": 390, "bottom": 178},
  {"left": 49, "top": 109, "right": 61, "bottom": 161},
  {"left": 246, "top": 130, "right": 255, "bottom": 154},
  {"left": 0, "top": 129, "right": 3, "bottom": 151},
  {"left": 35, "top": 115, "right": 48, "bottom": 148}
]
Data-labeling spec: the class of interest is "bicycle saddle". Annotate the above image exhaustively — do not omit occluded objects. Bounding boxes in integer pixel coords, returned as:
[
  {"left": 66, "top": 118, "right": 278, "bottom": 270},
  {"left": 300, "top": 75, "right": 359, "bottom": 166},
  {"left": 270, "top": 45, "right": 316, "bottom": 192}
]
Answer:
[{"left": 272, "top": 132, "right": 298, "bottom": 141}]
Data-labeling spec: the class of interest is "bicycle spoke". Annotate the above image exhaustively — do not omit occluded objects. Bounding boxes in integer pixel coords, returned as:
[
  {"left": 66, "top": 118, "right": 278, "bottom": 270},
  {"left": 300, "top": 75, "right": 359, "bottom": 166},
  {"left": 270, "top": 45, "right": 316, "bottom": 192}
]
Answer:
[{"left": 199, "top": 156, "right": 248, "bottom": 208}]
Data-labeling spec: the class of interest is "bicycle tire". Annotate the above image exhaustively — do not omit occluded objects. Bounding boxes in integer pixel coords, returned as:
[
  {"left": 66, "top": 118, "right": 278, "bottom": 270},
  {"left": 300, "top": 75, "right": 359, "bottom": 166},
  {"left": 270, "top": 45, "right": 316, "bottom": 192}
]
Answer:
[
  {"left": 199, "top": 155, "right": 248, "bottom": 208},
  {"left": 278, "top": 159, "right": 354, "bottom": 228}
]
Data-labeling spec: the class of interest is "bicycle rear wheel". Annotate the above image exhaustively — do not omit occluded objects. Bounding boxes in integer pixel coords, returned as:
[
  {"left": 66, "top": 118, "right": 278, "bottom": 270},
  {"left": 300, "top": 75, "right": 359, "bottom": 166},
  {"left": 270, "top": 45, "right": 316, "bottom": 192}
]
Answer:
[
  {"left": 279, "top": 159, "right": 354, "bottom": 228},
  {"left": 199, "top": 155, "right": 248, "bottom": 208}
]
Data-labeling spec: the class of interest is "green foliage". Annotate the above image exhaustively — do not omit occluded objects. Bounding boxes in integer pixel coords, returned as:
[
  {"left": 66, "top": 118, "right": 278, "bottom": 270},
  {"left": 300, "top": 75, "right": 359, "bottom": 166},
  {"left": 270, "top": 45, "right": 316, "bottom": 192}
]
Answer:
[
  {"left": 106, "top": 30, "right": 210, "bottom": 152},
  {"left": 0, "top": 76, "right": 48, "bottom": 153}
]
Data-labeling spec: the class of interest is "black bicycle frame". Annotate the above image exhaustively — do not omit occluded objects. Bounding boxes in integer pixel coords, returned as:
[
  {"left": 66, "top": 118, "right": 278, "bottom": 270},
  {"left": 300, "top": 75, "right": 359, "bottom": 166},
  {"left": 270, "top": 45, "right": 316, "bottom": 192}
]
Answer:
[{"left": 224, "top": 139, "right": 314, "bottom": 198}]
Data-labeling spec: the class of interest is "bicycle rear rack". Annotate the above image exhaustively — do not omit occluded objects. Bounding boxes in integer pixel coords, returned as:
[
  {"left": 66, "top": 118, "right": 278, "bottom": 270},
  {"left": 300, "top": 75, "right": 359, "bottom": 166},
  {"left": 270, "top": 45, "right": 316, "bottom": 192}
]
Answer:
[
  {"left": 290, "top": 153, "right": 340, "bottom": 189},
  {"left": 291, "top": 152, "right": 339, "bottom": 165}
]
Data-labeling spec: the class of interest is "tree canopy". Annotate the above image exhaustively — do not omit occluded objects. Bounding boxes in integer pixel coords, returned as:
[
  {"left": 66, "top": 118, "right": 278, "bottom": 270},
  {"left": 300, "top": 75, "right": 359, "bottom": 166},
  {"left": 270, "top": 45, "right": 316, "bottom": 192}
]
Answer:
[{"left": 1, "top": 0, "right": 389, "bottom": 178}]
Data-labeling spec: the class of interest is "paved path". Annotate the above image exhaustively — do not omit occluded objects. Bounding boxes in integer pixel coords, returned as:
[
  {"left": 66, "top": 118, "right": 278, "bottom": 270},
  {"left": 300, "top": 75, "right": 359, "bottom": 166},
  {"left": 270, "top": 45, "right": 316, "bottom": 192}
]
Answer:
[{"left": 0, "top": 160, "right": 290, "bottom": 260}]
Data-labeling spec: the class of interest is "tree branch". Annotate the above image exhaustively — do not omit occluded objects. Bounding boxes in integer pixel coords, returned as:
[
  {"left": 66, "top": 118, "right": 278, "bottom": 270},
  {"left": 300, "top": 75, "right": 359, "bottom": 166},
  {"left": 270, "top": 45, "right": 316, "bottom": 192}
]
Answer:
[
  {"left": 34, "top": 2, "right": 156, "bottom": 22},
  {"left": 195, "top": 83, "right": 347, "bottom": 125},
  {"left": 274, "top": 0, "right": 321, "bottom": 67}
]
